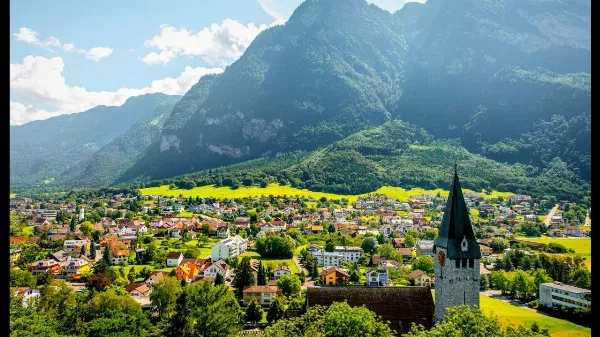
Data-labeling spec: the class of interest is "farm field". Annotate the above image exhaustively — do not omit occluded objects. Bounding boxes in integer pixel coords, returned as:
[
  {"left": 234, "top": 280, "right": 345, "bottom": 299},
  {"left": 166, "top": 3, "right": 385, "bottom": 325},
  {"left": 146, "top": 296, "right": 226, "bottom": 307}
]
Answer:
[
  {"left": 431, "top": 291, "right": 590, "bottom": 337},
  {"left": 140, "top": 184, "right": 514, "bottom": 204},
  {"left": 516, "top": 236, "right": 591, "bottom": 270},
  {"left": 480, "top": 295, "right": 590, "bottom": 337}
]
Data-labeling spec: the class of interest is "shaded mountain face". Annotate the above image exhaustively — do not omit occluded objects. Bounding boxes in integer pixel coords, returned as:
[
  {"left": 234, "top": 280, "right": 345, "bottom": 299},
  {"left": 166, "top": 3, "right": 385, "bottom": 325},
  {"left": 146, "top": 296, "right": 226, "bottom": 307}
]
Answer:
[
  {"left": 123, "top": 0, "right": 590, "bottom": 187},
  {"left": 122, "top": 0, "right": 408, "bottom": 181},
  {"left": 10, "top": 93, "right": 180, "bottom": 189}
]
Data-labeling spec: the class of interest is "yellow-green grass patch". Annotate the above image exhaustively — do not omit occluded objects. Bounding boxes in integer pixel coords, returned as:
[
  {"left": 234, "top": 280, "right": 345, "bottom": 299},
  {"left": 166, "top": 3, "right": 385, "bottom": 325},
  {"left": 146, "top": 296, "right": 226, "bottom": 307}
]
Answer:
[
  {"left": 294, "top": 245, "right": 307, "bottom": 257},
  {"left": 10, "top": 193, "right": 16, "bottom": 198},
  {"left": 261, "top": 259, "right": 299, "bottom": 274},
  {"left": 516, "top": 236, "right": 591, "bottom": 270},
  {"left": 431, "top": 291, "right": 590, "bottom": 337},
  {"left": 480, "top": 295, "right": 590, "bottom": 337},
  {"left": 141, "top": 184, "right": 515, "bottom": 204}
]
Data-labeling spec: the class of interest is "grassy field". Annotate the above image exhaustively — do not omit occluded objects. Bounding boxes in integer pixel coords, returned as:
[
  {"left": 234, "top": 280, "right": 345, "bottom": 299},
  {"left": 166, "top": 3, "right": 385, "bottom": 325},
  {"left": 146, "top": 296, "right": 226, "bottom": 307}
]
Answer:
[
  {"left": 431, "top": 291, "right": 590, "bottom": 337},
  {"left": 480, "top": 295, "right": 590, "bottom": 337},
  {"left": 516, "top": 236, "right": 591, "bottom": 270},
  {"left": 261, "top": 259, "right": 300, "bottom": 273},
  {"left": 294, "top": 245, "right": 307, "bottom": 257},
  {"left": 140, "top": 184, "right": 515, "bottom": 204}
]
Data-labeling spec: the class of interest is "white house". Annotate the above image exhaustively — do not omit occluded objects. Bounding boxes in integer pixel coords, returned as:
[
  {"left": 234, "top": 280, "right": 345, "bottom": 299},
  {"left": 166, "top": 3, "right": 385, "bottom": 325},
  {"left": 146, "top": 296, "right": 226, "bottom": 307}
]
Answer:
[
  {"left": 216, "top": 226, "right": 230, "bottom": 239},
  {"left": 203, "top": 260, "right": 231, "bottom": 279},
  {"left": 120, "top": 224, "right": 147, "bottom": 236},
  {"left": 539, "top": 282, "right": 591, "bottom": 310},
  {"left": 211, "top": 236, "right": 247, "bottom": 261},
  {"left": 273, "top": 266, "right": 291, "bottom": 279},
  {"left": 333, "top": 246, "right": 362, "bottom": 263},
  {"left": 63, "top": 239, "right": 90, "bottom": 253},
  {"left": 312, "top": 251, "right": 343, "bottom": 267},
  {"left": 166, "top": 252, "right": 184, "bottom": 267},
  {"left": 13, "top": 288, "right": 41, "bottom": 306}
]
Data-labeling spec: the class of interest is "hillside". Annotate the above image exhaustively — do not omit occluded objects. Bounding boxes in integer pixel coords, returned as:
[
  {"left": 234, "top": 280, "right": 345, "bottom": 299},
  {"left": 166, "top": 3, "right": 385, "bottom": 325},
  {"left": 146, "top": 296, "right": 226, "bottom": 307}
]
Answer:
[
  {"left": 10, "top": 93, "right": 181, "bottom": 189},
  {"left": 145, "top": 120, "right": 589, "bottom": 202},
  {"left": 121, "top": 0, "right": 590, "bottom": 190},
  {"left": 58, "top": 102, "right": 177, "bottom": 188}
]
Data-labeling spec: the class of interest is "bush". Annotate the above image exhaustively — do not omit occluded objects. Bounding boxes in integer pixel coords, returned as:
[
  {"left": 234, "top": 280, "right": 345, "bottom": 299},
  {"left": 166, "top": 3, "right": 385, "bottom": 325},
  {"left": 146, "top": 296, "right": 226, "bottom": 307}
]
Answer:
[
  {"left": 537, "top": 304, "right": 591, "bottom": 327},
  {"left": 527, "top": 299, "right": 539, "bottom": 309}
]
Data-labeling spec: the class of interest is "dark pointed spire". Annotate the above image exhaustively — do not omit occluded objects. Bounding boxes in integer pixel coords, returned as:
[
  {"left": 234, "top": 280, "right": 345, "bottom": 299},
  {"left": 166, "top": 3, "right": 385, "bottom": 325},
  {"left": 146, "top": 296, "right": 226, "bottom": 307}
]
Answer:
[{"left": 434, "top": 167, "right": 481, "bottom": 259}]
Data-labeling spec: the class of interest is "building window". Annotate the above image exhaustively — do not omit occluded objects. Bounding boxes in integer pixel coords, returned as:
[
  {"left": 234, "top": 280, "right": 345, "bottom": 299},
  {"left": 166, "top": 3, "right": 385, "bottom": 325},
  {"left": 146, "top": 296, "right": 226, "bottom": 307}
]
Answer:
[
  {"left": 462, "top": 259, "right": 467, "bottom": 268},
  {"left": 455, "top": 259, "right": 460, "bottom": 268},
  {"left": 469, "top": 259, "right": 474, "bottom": 268}
]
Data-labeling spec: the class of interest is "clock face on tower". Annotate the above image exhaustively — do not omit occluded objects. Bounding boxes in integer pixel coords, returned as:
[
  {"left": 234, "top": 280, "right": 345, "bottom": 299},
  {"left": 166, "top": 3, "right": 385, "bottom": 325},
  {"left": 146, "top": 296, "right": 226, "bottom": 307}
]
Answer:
[{"left": 438, "top": 250, "right": 446, "bottom": 266}]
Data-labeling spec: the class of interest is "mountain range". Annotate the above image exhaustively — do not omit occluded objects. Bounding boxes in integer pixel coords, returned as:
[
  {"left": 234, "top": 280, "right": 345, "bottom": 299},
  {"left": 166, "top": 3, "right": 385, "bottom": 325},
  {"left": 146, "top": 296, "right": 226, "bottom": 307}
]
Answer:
[{"left": 10, "top": 0, "right": 590, "bottom": 201}]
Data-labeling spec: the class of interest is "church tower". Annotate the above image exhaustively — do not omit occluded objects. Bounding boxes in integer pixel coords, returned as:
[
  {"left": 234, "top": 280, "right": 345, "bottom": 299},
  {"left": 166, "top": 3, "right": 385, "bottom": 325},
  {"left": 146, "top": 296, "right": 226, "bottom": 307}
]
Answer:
[{"left": 433, "top": 165, "right": 481, "bottom": 321}]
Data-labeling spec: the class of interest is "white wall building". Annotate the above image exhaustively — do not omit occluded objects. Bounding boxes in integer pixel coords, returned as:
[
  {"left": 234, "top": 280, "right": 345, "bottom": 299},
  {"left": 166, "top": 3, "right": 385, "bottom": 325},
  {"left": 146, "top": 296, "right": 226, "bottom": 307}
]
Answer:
[
  {"left": 539, "top": 282, "right": 591, "bottom": 310},
  {"left": 312, "top": 251, "right": 343, "bottom": 267},
  {"left": 333, "top": 246, "right": 362, "bottom": 263},
  {"left": 211, "top": 236, "right": 247, "bottom": 261}
]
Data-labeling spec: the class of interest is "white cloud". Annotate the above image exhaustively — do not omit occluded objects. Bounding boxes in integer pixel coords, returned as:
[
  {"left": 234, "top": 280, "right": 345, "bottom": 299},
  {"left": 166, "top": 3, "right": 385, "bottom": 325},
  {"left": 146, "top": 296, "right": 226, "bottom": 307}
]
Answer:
[
  {"left": 141, "top": 19, "right": 268, "bottom": 66},
  {"left": 13, "top": 27, "right": 114, "bottom": 61},
  {"left": 258, "top": 0, "right": 303, "bottom": 25},
  {"left": 10, "top": 55, "right": 223, "bottom": 125},
  {"left": 62, "top": 43, "right": 76, "bottom": 52},
  {"left": 13, "top": 27, "right": 39, "bottom": 44},
  {"left": 85, "top": 47, "right": 114, "bottom": 61}
]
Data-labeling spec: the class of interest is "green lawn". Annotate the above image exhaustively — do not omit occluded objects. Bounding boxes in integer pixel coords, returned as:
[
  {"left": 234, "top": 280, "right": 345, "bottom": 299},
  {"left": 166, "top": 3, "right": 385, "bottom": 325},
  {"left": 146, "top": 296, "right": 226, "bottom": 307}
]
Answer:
[
  {"left": 178, "top": 210, "right": 194, "bottom": 218},
  {"left": 140, "top": 184, "right": 515, "bottom": 204},
  {"left": 516, "top": 236, "right": 591, "bottom": 270},
  {"left": 261, "top": 259, "right": 299, "bottom": 274},
  {"left": 294, "top": 245, "right": 307, "bottom": 257},
  {"left": 480, "top": 295, "right": 590, "bottom": 337},
  {"left": 431, "top": 291, "right": 590, "bottom": 337},
  {"left": 239, "top": 250, "right": 261, "bottom": 258}
]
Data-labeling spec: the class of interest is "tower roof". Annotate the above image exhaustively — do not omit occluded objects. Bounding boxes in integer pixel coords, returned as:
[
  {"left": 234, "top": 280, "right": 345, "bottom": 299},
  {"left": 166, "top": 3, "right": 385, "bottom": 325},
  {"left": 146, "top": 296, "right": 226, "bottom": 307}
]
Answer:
[{"left": 434, "top": 165, "right": 481, "bottom": 259}]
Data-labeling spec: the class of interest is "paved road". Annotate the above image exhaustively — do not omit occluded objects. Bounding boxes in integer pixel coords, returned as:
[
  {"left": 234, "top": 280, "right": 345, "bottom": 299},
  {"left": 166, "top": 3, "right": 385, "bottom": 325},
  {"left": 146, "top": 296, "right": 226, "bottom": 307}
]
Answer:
[{"left": 544, "top": 204, "right": 560, "bottom": 227}]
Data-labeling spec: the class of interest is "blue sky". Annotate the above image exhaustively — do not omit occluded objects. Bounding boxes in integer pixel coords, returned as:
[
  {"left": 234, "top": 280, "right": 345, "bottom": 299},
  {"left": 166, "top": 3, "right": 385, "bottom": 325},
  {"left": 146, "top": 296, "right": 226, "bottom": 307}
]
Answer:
[{"left": 10, "top": 0, "right": 423, "bottom": 125}]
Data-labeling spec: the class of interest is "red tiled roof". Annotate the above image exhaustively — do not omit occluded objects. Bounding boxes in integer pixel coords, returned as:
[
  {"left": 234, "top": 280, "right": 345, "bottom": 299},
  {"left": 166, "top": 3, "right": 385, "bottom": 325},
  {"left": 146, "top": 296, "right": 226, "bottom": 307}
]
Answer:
[{"left": 243, "top": 286, "right": 277, "bottom": 294}]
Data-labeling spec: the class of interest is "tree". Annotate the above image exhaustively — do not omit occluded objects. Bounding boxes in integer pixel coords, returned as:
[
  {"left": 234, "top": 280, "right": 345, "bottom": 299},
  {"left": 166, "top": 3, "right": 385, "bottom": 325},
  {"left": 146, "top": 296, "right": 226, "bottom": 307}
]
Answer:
[
  {"left": 214, "top": 272, "right": 225, "bottom": 286},
  {"left": 150, "top": 276, "right": 183, "bottom": 319},
  {"left": 512, "top": 270, "right": 535, "bottom": 300},
  {"left": 128, "top": 266, "right": 137, "bottom": 282},
  {"left": 424, "top": 229, "right": 438, "bottom": 241},
  {"left": 234, "top": 257, "right": 256, "bottom": 297},
  {"left": 404, "top": 306, "right": 549, "bottom": 337},
  {"left": 361, "top": 237, "right": 378, "bottom": 255},
  {"left": 412, "top": 256, "right": 435, "bottom": 275},
  {"left": 532, "top": 269, "right": 552, "bottom": 290},
  {"left": 255, "top": 236, "right": 294, "bottom": 259},
  {"left": 266, "top": 297, "right": 285, "bottom": 323},
  {"left": 80, "top": 244, "right": 87, "bottom": 258},
  {"left": 322, "top": 302, "right": 395, "bottom": 337},
  {"left": 164, "top": 292, "right": 193, "bottom": 337},
  {"left": 350, "top": 268, "right": 360, "bottom": 283},
  {"left": 489, "top": 237, "right": 509, "bottom": 253},
  {"left": 89, "top": 241, "right": 96, "bottom": 259},
  {"left": 376, "top": 244, "right": 402, "bottom": 263},
  {"left": 311, "top": 262, "right": 320, "bottom": 280},
  {"left": 36, "top": 270, "right": 54, "bottom": 286},
  {"left": 10, "top": 268, "right": 37, "bottom": 288},
  {"left": 325, "top": 241, "right": 335, "bottom": 252},
  {"left": 183, "top": 247, "right": 202, "bottom": 259},
  {"left": 102, "top": 246, "right": 111, "bottom": 264},
  {"left": 570, "top": 268, "right": 591, "bottom": 289},
  {"left": 69, "top": 217, "right": 75, "bottom": 232},
  {"left": 277, "top": 273, "right": 301, "bottom": 297},
  {"left": 86, "top": 274, "right": 111, "bottom": 291},
  {"left": 404, "top": 234, "right": 416, "bottom": 248},
  {"left": 328, "top": 224, "right": 336, "bottom": 233},
  {"left": 257, "top": 261, "right": 267, "bottom": 286},
  {"left": 80, "top": 221, "right": 93, "bottom": 236},
  {"left": 171, "top": 281, "right": 241, "bottom": 337},
  {"left": 245, "top": 300, "right": 263, "bottom": 323},
  {"left": 139, "top": 267, "right": 151, "bottom": 280}
]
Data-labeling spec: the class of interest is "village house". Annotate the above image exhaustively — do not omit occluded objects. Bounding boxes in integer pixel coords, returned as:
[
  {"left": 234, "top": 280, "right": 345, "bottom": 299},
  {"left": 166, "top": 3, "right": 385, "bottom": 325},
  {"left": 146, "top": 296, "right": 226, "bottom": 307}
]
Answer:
[
  {"left": 216, "top": 225, "right": 230, "bottom": 238},
  {"left": 127, "top": 282, "right": 152, "bottom": 299},
  {"left": 145, "top": 271, "right": 167, "bottom": 285},
  {"left": 409, "top": 270, "right": 433, "bottom": 287},
  {"left": 203, "top": 260, "right": 231, "bottom": 279},
  {"left": 61, "top": 257, "right": 91, "bottom": 280},
  {"left": 13, "top": 287, "right": 41, "bottom": 307},
  {"left": 273, "top": 266, "right": 291, "bottom": 279},
  {"left": 166, "top": 252, "right": 184, "bottom": 267},
  {"left": 313, "top": 251, "right": 343, "bottom": 267},
  {"left": 242, "top": 286, "right": 278, "bottom": 306},
  {"left": 321, "top": 267, "right": 350, "bottom": 285},
  {"left": 63, "top": 239, "right": 90, "bottom": 253},
  {"left": 416, "top": 240, "right": 434, "bottom": 257},
  {"left": 29, "top": 259, "right": 63, "bottom": 275},
  {"left": 539, "top": 282, "right": 591, "bottom": 310},
  {"left": 333, "top": 246, "right": 362, "bottom": 263},
  {"left": 110, "top": 248, "right": 130, "bottom": 265},
  {"left": 365, "top": 267, "right": 389, "bottom": 286},
  {"left": 396, "top": 248, "right": 414, "bottom": 261}
]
